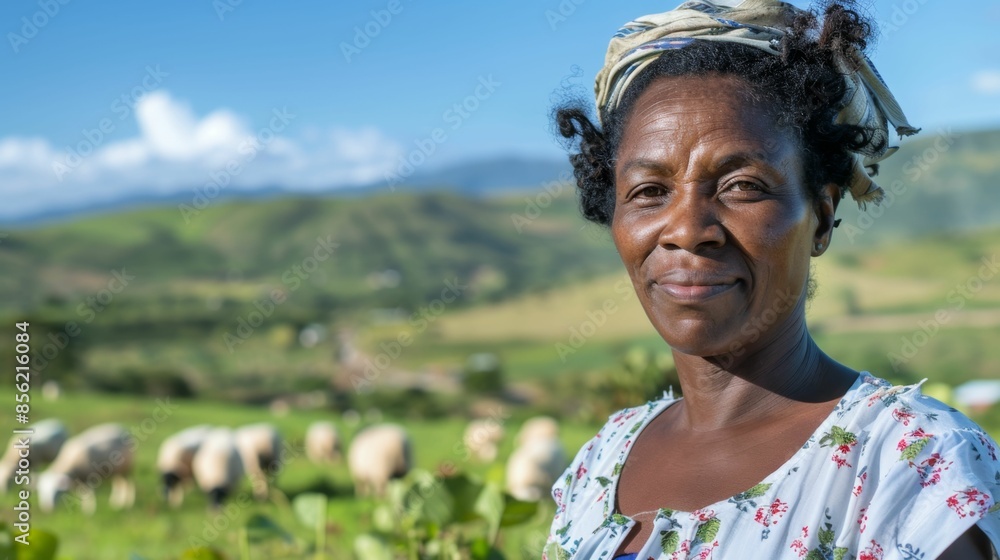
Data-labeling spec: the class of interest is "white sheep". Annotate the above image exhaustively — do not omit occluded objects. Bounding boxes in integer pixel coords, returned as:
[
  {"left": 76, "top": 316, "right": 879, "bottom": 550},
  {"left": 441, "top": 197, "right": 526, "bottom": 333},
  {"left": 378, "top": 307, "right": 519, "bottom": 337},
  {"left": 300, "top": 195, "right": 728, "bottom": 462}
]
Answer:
[
  {"left": 192, "top": 428, "right": 244, "bottom": 509},
  {"left": 463, "top": 418, "right": 505, "bottom": 463},
  {"left": 157, "top": 424, "right": 213, "bottom": 507},
  {"left": 505, "top": 438, "right": 568, "bottom": 502},
  {"left": 515, "top": 416, "right": 560, "bottom": 447},
  {"left": 0, "top": 418, "right": 68, "bottom": 493},
  {"left": 348, "top": 424, "right": 412, "bottom": 497},
  {"left": 37, "top": 423, "right": 134, "bottom": 514},
  {"left": 235, "top": 423, "right": 282, "bottom": 500},
  {"left": 305, "top": 421, "right": 341, "bottom": 464}
]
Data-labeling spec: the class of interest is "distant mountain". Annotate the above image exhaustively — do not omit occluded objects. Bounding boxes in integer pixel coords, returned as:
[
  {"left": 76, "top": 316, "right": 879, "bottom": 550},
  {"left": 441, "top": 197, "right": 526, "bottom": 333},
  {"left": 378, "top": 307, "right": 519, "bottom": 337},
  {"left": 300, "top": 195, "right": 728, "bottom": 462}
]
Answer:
[
  {"left": 5, "top": 156, "right": 572, "bottom": 228},
  {"left": 404, "top": 156, "right": 571, "bottom": 193}
]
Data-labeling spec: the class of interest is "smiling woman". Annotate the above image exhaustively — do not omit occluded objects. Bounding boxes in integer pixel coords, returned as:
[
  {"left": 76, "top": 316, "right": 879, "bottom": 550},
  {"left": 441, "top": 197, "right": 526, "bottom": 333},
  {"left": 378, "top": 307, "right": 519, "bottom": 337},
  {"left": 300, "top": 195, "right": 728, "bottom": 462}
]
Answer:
[{"left": 545, "top": 1, "right": 1000, "bottom": 559}]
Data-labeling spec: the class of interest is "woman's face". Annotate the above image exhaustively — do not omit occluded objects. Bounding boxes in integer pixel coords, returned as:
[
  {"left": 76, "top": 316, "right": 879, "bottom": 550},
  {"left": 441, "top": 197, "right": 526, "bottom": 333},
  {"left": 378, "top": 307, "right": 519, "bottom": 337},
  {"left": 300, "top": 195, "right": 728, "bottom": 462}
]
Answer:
[{"left": 611, "top": 73, "right": 829, "bottom": 358}]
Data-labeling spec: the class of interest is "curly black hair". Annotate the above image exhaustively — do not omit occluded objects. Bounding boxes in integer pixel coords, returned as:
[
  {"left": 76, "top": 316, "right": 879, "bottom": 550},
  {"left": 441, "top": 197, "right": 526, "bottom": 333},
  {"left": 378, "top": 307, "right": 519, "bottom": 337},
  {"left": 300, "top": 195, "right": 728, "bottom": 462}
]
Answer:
[{"left": 554, "top": 1, "right": 881, "bottom": 226}]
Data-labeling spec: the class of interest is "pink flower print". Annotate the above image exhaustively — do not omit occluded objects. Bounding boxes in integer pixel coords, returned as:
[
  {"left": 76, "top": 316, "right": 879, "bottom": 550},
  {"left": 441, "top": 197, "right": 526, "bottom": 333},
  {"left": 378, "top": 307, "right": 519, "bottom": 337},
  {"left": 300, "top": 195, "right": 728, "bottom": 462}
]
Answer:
[
  {"left": 853, "top": 468, "right": 868, "bottom": 497},
  {"left": 857, "top": 506, "right": 869, "bottom": 533},
  {"left": 790, "top": 526, "right": 810, "bottom": 558},
  {"left": 691, "top": 509, "right": 716, "bottom": 523},
  {"left": 947, "top": 487, "right": 993, "bottom": 519},
  {"left": 892, "top": 407, "right": 916, "bottom": 426},
  {"left": 915, "top": 453, "right": 952, "bottom": 488},
  {"left": 612, "top": 409, "right": 640, "bottom": 425},
  {"left": 575, "top": 463, "right": 587, "bottom": 480},
  {"left": 754, "top": 499, "right": 789, "bottom": 527},
  {"left": 859, "top": 539, "right": 884, "bottom": 560},
  {"left": 820, "top": 426, "right": 857, "bottom": 468},
  {"left": 897, "top": 428, "right": 933, "bottom": 461}
]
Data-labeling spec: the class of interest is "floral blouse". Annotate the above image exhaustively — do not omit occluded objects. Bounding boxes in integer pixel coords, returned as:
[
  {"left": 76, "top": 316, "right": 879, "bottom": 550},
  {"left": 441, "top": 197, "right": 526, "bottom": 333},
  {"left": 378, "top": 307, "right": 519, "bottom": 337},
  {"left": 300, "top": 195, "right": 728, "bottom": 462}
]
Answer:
[{"left": 544, "top": 373, "right": 1000, "bottom": 559}]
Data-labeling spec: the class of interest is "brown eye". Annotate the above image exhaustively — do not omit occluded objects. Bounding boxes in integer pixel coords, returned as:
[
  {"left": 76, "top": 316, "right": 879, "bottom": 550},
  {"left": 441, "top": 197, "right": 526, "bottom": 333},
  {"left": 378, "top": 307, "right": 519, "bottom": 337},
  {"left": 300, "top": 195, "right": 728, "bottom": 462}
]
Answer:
[
  {"left": 637, "top": 185, "right": 666, "bottom": 198},
  {"left": 730, "top": 181, "right": 762, "bottom": 192}
]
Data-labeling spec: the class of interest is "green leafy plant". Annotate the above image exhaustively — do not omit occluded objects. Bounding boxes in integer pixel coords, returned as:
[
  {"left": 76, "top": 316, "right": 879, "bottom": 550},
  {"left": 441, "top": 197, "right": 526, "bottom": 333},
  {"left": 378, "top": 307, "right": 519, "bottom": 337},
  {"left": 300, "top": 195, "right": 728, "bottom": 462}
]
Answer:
[{"left": 356, "top": 469, "right": 539, "bottom": 559}]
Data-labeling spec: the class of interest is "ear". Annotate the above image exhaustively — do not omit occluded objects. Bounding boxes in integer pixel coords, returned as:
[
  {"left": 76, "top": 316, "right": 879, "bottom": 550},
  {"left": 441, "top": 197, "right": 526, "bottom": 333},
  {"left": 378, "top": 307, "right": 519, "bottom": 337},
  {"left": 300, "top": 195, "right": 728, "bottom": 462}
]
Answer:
[{"left": 812, "top": 183, "right": 841, "bottom": 257}]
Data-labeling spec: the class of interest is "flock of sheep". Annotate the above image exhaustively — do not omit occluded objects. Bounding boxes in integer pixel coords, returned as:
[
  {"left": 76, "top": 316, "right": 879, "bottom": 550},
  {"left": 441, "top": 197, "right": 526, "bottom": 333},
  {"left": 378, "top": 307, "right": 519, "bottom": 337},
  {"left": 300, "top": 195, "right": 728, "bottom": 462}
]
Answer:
[{"left": 0, "top": 415, "right": 569, "bottom": 514}]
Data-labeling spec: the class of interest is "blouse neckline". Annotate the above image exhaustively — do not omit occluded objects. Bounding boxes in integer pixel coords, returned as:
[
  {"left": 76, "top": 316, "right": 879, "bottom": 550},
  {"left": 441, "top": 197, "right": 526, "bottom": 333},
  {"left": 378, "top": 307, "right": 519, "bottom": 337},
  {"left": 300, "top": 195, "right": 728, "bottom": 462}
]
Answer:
[{"left": 609, "top": 371, "right": 867, "bottom": 523}]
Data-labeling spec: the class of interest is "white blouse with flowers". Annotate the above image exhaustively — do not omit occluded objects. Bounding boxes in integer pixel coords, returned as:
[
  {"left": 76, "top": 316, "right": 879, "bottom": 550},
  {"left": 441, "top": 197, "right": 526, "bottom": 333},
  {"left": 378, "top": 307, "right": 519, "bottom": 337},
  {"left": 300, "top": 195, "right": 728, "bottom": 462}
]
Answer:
[{"left": 544, "top": 373, "right": 1000, "bottom": 560}]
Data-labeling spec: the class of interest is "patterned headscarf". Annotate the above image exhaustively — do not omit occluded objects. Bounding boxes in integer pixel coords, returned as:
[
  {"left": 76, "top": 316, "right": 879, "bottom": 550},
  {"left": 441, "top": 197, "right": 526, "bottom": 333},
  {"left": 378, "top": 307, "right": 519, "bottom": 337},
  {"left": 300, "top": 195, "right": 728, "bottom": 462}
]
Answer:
[{"left": 594, "top": 0, "right": 920, "bottom": 206}]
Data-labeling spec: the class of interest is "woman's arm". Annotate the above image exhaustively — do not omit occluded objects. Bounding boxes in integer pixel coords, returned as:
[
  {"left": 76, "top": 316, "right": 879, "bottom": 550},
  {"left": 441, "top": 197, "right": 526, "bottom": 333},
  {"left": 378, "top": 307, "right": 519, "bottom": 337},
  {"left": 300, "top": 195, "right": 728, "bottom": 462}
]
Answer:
[{"left": 938, "top": 525, "right": 993, "bottom": 560}]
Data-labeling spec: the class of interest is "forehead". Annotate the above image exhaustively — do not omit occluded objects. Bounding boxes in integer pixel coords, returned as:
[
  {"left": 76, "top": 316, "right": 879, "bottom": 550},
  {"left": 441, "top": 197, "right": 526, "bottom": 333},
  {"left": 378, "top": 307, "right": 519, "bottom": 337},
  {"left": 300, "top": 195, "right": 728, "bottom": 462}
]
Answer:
[{"left": 617, "top": 74, "right": 798, "bottom": 169}]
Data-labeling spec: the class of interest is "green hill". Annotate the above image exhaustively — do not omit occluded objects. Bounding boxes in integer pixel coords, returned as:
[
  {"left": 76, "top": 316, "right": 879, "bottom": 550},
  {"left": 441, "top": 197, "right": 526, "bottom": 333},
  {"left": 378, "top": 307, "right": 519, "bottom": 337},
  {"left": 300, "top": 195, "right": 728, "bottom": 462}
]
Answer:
[{"left": 3, "top": 191, "right": 618, "bottom": 318}]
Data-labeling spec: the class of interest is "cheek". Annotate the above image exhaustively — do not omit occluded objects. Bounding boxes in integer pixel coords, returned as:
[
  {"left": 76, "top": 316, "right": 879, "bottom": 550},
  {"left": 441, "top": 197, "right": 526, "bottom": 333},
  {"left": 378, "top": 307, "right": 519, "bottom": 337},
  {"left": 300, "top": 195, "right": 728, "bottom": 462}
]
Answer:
[{"left": 611, "top": 211, "right": 662, "bottom": 271}]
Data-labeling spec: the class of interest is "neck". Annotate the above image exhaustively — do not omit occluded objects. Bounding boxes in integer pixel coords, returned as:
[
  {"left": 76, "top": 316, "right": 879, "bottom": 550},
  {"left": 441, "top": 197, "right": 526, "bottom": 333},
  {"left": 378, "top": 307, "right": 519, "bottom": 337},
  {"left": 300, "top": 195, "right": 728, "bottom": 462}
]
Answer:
[{"left": 670, "top": 307, "right": 855, "bottom": 432}]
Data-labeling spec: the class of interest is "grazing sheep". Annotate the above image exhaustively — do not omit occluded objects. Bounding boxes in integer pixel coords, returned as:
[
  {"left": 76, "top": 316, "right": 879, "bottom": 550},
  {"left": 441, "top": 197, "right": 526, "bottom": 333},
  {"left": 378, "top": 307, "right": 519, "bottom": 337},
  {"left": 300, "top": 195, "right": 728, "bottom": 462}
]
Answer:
[
  {"left": 234, "top": 423, "right": 282, "bottom": 500},
  {"left": 463, "top": 418, "right": 505, "bottom": 463},
  {"left": 157, "top": 424, "right": 213, "bottom": 507},
  {"left": 305, "top": 421, "right": 341, "bottom": 464},
  {"left": 192, "top": 428, "right": 244, "bottom": 509},
  {"left": 515, "top": 416, "right": 560, "bottom": 447},
  {"left": 37, "top": 423, "right": 134, "bottom": 514},
  {"left": 0, "top": 418, "right": 69, "bottom": 493},
  {"left": 348, "top": 424, "right": 412, "bottom": 497},
  {"left": 505, "top": 438, "right": 568, "bottom": 502}
]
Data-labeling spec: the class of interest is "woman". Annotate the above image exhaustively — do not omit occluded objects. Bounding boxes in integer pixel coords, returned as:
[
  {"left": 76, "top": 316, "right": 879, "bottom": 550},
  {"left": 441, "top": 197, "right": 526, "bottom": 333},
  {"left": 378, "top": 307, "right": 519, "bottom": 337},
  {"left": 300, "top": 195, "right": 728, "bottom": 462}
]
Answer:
[{"left": 545, "top": 1, "right": 1000, "bottom": 558}]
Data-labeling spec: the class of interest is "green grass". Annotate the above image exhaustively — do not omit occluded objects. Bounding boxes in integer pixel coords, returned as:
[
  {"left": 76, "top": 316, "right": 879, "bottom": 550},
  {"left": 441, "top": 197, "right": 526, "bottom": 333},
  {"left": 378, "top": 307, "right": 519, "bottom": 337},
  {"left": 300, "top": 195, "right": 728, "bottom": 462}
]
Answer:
[{"left": 0, "top": 390, "right": 599, "bottom": 560}]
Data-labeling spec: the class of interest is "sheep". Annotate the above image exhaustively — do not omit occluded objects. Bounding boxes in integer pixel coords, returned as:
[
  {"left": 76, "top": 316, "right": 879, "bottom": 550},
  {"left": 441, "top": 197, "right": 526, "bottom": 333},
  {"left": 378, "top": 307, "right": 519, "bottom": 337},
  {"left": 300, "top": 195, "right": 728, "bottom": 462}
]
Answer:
[
  {"left": 515, "top": 416, "right": 560, "bottom": 447},
  {"left": 348, "top": 424, "right": 412, "bottom": 498},
  {"left": 463, "top": 418, "right": 505, "bottom": 463},
  {"left": 234, "top": 423, "right": 282, "bottom": 500},
  {"left": 192, "top": 428, "right": 244, "bottom": 509},
  {"left": 37, "top": 423, "right": 134, "bottom": 514},
  {"left": 305, "top": 421, "right": 341, "bottom": 464},
  {"left": 157, "top": 424, "right": 213, "bottom": 507},
  {"left": 505, "top": 438, "right": 568, "bottom": 502},
  {"left": 0, "top": 418, "right": 68, "bottom": 493}
]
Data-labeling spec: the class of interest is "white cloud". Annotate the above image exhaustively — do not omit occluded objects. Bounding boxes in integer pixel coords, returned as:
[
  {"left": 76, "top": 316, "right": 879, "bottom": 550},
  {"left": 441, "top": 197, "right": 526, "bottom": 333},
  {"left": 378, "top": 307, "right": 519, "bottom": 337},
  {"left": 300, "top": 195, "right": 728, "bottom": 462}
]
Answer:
[
  {"left": 0, "top": 91, "right": 403, "bottom": 220},
  {"left": 971, "top": 70, "right": 1000, "bottom": 95}
]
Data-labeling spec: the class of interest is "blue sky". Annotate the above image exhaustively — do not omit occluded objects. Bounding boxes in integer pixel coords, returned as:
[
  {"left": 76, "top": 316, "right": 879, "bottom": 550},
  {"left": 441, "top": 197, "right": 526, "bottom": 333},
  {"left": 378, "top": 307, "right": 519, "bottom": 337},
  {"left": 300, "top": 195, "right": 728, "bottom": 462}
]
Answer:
[{"left": 1, "top": 0, "right": 999, "bottom": 219}]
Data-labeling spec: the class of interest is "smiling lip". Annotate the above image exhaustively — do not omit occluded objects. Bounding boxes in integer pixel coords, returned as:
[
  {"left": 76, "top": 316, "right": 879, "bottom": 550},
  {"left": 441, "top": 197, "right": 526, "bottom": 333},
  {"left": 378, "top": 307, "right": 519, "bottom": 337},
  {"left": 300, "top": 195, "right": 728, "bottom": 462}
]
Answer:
[{"left": 653, "top": 272, "right": 740, "bottom": 302}]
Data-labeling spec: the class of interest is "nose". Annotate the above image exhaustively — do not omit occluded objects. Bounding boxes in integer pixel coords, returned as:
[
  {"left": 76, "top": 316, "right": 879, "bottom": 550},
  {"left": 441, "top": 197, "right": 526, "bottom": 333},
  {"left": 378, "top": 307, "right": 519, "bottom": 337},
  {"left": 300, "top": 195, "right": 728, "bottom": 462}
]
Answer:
[{"left": 657, "top": 187, "right": 726, "bottom": 252}]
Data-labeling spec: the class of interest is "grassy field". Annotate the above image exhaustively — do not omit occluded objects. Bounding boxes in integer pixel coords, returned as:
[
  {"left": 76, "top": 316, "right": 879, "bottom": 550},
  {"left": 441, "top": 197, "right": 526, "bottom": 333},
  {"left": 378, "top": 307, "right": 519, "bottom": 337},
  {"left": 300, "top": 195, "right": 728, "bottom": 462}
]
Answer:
[{"left": 0, "top": 390, "right": 599, "bottom": 560}]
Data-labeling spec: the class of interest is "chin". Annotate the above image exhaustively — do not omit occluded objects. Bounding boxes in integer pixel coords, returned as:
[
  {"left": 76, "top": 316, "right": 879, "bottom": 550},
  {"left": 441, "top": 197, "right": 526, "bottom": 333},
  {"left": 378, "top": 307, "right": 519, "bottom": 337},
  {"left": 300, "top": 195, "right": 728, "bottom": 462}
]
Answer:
[{"left": 652, "top": 317, "right": 744, "bottom": 358}]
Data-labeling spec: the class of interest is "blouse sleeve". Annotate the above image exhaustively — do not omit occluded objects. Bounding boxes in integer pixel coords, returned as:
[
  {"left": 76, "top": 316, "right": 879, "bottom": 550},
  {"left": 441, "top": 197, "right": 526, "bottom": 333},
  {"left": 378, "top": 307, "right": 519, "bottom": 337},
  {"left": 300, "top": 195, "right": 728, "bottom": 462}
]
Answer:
[
  {"left": 861, "top": 428, "right": 1000, "bottom": 559},
  {"left": 543, "top": 426, "right": 606, "bottom": 560}
]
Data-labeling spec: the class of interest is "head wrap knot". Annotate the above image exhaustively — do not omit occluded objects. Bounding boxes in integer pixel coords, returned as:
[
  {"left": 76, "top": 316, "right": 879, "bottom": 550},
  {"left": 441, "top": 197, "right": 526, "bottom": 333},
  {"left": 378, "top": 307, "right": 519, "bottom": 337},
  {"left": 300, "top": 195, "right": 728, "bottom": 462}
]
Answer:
[{"left": 594, "top": 0, "right": 920, "bottom": 207}]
